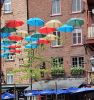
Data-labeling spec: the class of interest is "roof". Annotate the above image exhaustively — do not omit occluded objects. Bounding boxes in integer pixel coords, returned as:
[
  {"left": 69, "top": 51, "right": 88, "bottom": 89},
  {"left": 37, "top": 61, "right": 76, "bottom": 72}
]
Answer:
[{"left": 25, "top": 78, "right": 86, "bottom": 90}]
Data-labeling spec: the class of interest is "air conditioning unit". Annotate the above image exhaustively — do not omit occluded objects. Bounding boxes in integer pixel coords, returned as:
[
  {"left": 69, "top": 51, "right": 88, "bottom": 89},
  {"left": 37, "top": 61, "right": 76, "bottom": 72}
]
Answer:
[
  {"left": 90, "top": 57, "right": 94, "bottom": 71},
  {"left": 92, "top": 9, "right": 94, "bottom": 14}
]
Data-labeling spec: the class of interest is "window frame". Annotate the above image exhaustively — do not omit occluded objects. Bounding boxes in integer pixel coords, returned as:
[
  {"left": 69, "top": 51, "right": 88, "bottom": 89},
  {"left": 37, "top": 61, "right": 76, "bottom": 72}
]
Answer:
[
  {"left": 51, "top": 0, "right": 61, "bottom": 16},
  {"left": 71, "top": 56, "right": 84, "bottom": 67},
  {"left": 4, "top": 0, "right": 12, "bottom": 13},
  {"left": 6, "top": 74, "right": 14, "bottom": 84},
  {"left": 72, "top": 28, "right": 82, "bottom": 45},
  {"left": 72, "top": 0, "right": 82, "bottom": 13},
  {"left": 51, "top": 31, "right": 61, "bottom": 47},
  {"left": 52, "top": 57, "right": 63, "bottom": 67}
]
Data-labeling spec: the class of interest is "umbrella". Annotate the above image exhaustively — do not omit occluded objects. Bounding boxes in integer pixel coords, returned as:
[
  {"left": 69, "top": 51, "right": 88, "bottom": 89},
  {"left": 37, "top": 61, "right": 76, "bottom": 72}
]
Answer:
[
  {"left": 45, "top": 34, "right": 58, "bottom": 41},
  {"left": 1, "top": 92, "right": 15, "bottom": 99},
  {"left": 1, "top": 27, "right": 17, "bottom": 33},
  {"left": 27, "top": 17, "right": 44, "bottom": 27},
  {"left": 2, "top": 39, "right": 17, "bottom": 44},
  {"left": 25, "top": 36, "right": 39, "bottom": 42},
  {"left": 1, "top": 47, "right": 9, "bottom": 51},
  {"left": 8, "top": 35, "right": 23, "bottom": 41},
  {"left": 39, "top": 26, "right": 56, "bottom": 34},
  {"left": 66, "top": 18, "right": 84, "bottom": 27},
  {"left": 9, "top": 50, "right": 22, "bottom": 53},
  {"left": 25, "top": 43, "right": 39, "bottom": 49},
  {"left": 31, "top": 32, "right": 46, "bottom": 38},
  {"left": 57, "top": 24, "right": 74, "bottom": 32},
  {"left": 15, "top": 30, "right": 28, "bottom": 37},
  {"left": 37, "top": 39, "right": 51, "bottom": 44},
  {"left": 45, "top": 20, "right": 62, "bottom": 28},
  {"left": 1, "top": 32, "right": 11, "bottom": 38},
  {"left": 5, "top": 20, "right": 24, "bottom": 28},
  {"left": 8, "top": 45, "right": 21, "bottom": 49}
]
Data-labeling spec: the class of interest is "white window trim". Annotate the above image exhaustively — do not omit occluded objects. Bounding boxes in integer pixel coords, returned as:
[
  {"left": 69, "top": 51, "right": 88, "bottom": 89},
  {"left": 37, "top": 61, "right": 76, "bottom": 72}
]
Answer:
[
  {"left": 52, "top": 0, "right": 61, "bottom": 16},
  {"left": 4, "top": 0, "right": 12, "bottom": 13},
  {"left": 72, "top": 28, "right": 82, "bottom": 45},
  {"left": 7, "top": 74, "right": 14, "bottom": 84},
  {"left": 72, "top": 56, "right": 84, "bottom": 67},
  {"left": 5, "top": 54, "right": 14, "bottom": 61},
  {"left": 51, "top": 31, "right": 61, "bottom": 47},
  {"left": 72, "top": 0, "right": 82, "bottom": 13}
]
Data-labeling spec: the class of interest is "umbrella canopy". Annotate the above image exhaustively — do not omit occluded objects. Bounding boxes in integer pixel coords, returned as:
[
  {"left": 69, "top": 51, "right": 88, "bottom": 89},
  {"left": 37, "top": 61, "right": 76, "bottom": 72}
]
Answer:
[
  {"left": 45, "top": 20, "right": 62, "bottom": 28},
  {"left": 25, "top": 43, "right": 39, "bottom": 49},
  {"left": 8, "top": 35, "right": 23, "bottom": 41},
  {"left": 2, "top": 92, "right": 15, "bottom": 99},
  {"left": 1, "top": 47, "right": 9, "bottom": 51},
  {"left": 2, "top": 39, "right": 17, "bottom": 44},
  {"left": 37, "top": 39, "right": 50, "bottom": 44},
  {"left": 9, "top": 50, "right": 22, "bottom": 53},
  {"left": 8, "top": 45, "right": 21, "bottom": 49},
  {"left": 27, "top": 17, "right": 44, "bottom": 27},
  {"left": 1, "top": 27, "right": 17, "bottom": 33},
  {"left": 39, "top": 26, "right": 56, "bottom": 34},
  {"left": 57, "top": 24, "right": 74, "bottom": 32},
  {"left": 25, "top": 36, "right": 39, "bottom": 42},
  {"left": 1, "top": 32, "right": 11, "bottom": 38},
  {"left": 31, "top": 32, "right": 46, "bottom": 38},
  {"left": 66, "top": 18, "right": 84, "bottom": 27},
  {"left": 45, "top": 34, "right": 58, "bottom": 41},
  {"left": 5, "top": 20, "right": 24, "bottom": 28}
]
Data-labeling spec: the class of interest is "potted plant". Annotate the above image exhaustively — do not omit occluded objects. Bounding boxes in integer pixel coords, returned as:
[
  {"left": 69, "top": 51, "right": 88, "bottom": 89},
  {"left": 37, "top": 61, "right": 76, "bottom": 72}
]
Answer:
[{"left": 71, "top": 67, "right": 84, "bottom": 76}]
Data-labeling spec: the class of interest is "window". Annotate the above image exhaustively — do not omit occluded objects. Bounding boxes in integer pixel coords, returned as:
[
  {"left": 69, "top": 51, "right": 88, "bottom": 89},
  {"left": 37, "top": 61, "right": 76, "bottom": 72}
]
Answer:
[
  {"left": 4, "top": 0, "right": 12, "bottom": 13},
  {"left": 51, "top": 31, "right": 61, "bottom": 47},
  {"left": 52, "top": 0, "right": 61, "bottom": 15},
  {"left": 7, "top": 74, "right": 14, "bottom": 84},
  {"left": 72, "top": 0, "right": 82, "bottom": 13},
  {"left": 5, "top": 54, "right": 14, "bottom": 61},
  {"left": 52, "top": 57, "right": 63, "bottom": 67},
  {"left": 72, "top": 56, "right": 84, "bottom": 67},
  {"left": 72, "top": 28, "right": 82, "bottom": 45}
]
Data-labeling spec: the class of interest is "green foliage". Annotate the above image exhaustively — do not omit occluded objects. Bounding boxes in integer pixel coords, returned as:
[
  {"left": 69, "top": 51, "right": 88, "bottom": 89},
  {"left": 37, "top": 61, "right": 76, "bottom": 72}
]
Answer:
[
  {"left": 71, "top": 67, "right": 84, "bottom": 75},
  {"left": 51, "top": 67, "right": 64, "bottom": 75}
]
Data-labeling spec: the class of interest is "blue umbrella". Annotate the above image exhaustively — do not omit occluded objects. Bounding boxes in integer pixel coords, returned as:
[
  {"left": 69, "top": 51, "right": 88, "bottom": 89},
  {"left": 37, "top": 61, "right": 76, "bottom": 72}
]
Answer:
[
  {"left": 25, "top": 36, "right": 39, "bottom": 42},
  {"left": 1, "top": 32, "right": 11, "bottom": 38},
  {"left": 66, "top": 18, "right": 84, "bottom": 27},
  {"left": 57, "top": 24, "right": 74, "bottom": 33},
  {"left": 1, "top": 47, "right": 9, "bottom": 51},
  {"left": 25, "top": 43, "right": 39, "bottom": 49},
  {"left": 2, "top": 92, "right": 15, "bottom": 99},
  {"left": 27, "top": 17, "right": 45, "bottom": 27}
]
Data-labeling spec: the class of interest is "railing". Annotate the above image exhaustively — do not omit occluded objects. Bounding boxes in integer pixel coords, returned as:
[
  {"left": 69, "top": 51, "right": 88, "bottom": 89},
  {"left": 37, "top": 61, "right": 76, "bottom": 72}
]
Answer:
[{"left": 88, "top": 26, "right": 94, "bottom": 38}]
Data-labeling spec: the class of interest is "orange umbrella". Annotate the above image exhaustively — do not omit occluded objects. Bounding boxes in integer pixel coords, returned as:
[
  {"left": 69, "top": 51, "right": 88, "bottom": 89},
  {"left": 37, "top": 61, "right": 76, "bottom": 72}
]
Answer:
[
  {"left": 39, "top": 26, "right": 56, "bottom": 34},
  {"left": 5, "top": 20, "right": 24, "bottom": 28},
  {"left": 37, "top": 39, "right": 51, "bottom": 44},
  {"left": 9, "top": 50, "right": 22, "bottom": 53},
  {"left": 8, "top": 45, "right": 21, "bottom": 49},
  {"left": 8, "top": 35, "right": 23, "bottom": 41}
]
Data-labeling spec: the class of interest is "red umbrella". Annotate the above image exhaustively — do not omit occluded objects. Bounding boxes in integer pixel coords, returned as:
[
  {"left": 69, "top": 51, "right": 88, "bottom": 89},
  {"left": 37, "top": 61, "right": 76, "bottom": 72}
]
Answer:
[
  {"left": 37, "top": 39, "right": 51, "bottom": 44},
  {"left": 8, "top": 45, "right": 21, "bottom": 49},
  {"left": 39, "top": 26, "right": 56, "bottom": 34},
  {"left": 9, "top": 50, "right": 22, "bottom": 53},
  {"left": 8, "top": 35, "right": 23, "bottom": 41},
  {"left": 5, "top": 20, "right": 24, "bottom": 28}
]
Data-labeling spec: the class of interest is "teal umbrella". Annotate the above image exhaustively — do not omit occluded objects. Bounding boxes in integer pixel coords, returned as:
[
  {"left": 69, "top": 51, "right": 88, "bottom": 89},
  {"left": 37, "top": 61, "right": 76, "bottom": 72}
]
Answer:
[
  {"left": 31, "top": 32, "right": 46, "bottom": 38},
  {"left": 2, "top": 39, "right": 17, "bottom": 44},
  {"left": 66, "top": 18, "right": 84, "bottom": 27},
  {"left": 25, "top": 43, "right": 39, "bottom": 49},
  {"left": 1, "top": 27, "right": 17, "bottom": 33}
]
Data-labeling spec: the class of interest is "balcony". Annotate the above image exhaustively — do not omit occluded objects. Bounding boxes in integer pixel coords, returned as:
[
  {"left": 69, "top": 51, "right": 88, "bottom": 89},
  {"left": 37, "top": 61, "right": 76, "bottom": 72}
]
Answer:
[{"left": 85, "top": 26, "right": 94, "bottom": 50}]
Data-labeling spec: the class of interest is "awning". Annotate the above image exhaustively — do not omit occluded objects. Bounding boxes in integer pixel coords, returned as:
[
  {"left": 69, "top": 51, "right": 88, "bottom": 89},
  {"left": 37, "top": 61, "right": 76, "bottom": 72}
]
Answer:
[{"left": 25, "top": 78, "right": 85, "bottom": 90}]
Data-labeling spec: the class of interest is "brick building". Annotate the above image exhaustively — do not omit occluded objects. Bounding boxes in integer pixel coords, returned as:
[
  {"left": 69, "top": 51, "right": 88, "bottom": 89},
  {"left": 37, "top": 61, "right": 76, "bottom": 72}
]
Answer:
[{"left": 1, "top": 0, "right": 94, "bottom": 99}]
